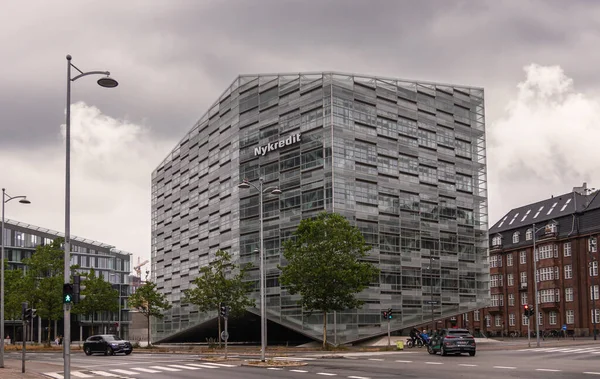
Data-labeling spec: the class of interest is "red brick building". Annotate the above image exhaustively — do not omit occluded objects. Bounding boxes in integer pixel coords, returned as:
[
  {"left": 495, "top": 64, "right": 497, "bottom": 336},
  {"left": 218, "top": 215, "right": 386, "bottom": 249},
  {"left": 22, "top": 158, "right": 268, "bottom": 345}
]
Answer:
[{"left": 436, "top": 183, "right": 599, "bottom": 337}]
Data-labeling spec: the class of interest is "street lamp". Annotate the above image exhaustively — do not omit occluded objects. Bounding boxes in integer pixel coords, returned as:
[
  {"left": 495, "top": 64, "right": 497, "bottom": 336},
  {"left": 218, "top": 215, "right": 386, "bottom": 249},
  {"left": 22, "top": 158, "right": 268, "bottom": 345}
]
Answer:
[
  {"left": 109, "top": 273, "right": 122, "bottom": 339},
  {"left": 531, "top": 220, "right": 557, "bottom": 348},
  {"left": 64, "top": 55, "right": 118, "bottom": 379},
  {"left": 1, "top": 189, "right": 30, "bottom": 369},
  {"left": 427, "top": 256, "right": 439, "bottom": 329},
  {"left": 237, "top": 177, "right": 281, "bottom": 362}
]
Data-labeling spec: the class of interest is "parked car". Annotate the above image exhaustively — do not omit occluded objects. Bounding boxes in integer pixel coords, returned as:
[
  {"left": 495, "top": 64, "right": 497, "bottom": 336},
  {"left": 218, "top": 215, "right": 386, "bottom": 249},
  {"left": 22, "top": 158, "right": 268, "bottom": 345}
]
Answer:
[
  {"left": 83, "top": 334, "right": 133, "bottom": 356},
  {"left": 427, "top": 328, "right": 476, "bottom": 356}
]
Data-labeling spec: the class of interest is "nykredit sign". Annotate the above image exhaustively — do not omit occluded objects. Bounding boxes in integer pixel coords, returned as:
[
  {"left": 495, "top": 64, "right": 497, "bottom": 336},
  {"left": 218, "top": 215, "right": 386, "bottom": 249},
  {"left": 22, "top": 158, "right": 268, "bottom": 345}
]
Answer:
[{"left": 254, "top": 133, "right": 301, "bottom": 156}]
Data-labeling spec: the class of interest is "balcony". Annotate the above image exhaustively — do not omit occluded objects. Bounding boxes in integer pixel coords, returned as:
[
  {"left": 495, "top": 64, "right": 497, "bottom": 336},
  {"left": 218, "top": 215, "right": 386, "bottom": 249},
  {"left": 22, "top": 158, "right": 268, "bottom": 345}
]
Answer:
[
  {"left": 487, "top": 305, "right": 503, "bottom": 314},
  {"left": 540, "top": 301, "right": 560, "bottom": 310},
  {"left": 490, "top": 243, "right": 503, "bottom": 252},
  {"left": 519, "top": 282, "right": 528, "bottom": 291}
]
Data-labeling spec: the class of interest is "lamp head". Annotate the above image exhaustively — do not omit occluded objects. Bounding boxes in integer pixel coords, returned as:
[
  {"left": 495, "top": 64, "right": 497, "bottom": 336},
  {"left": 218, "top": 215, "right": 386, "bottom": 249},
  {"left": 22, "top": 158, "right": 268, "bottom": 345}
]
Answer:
[
  {"left": 238, "top": 180, "right": 250, "bottom": 189},
  {"left": 19, "top": 198, "right": 31, "bottom": 204},
  {"left": 98, "top": 76, "right": 119, "bottom": 88},
  {"left": 271, "top": 187, "right": 282, "bottom": 195}
]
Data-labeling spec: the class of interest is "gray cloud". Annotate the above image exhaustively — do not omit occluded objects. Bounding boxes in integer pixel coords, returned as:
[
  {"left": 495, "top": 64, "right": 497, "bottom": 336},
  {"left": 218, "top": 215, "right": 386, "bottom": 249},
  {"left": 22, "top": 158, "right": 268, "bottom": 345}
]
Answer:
[{"left": 1, "top": 0, "right": 599, "bottom": 263}]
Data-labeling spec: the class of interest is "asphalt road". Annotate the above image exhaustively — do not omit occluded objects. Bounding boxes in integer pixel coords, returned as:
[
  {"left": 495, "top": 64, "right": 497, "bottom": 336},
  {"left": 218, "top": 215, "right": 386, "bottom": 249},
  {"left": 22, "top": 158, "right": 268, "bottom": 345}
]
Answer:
[{"left": 10, "top": 343, "right": 600, "bottom": 379}]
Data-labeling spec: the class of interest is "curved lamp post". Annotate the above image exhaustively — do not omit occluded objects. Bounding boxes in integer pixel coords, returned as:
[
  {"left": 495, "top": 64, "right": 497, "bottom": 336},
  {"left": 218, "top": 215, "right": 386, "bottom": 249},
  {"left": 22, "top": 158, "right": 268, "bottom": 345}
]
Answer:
[
  {"left": 238, "top": 178, "right": 281, "bottom": 362},
  {"left": 1, "top": 189, "right": 31, "bottom": 368},
  {"left": 64, "top": 55, "right": 118, "bottom": 379}
]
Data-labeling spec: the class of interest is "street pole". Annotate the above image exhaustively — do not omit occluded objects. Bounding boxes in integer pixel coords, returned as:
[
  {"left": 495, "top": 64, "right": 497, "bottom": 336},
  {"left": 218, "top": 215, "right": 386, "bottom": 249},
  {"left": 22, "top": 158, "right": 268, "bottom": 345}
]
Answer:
[
  {"left": 21, "top": 302, "right": 26, "bottom": 373},
  {"left": 334, "top": 311, "right": 337, "bottom": 346},
  {"left": 118, "top": 283, "right": 122, "bottom": 339},
  {"left": 224, "top": 316, "right": 228, "bottom": 359},
  {"left": 527, "top": 315, "right": 531, "bottom": 348},
  {"left": 258, "top": 178, "right": 266, "bottom": 362},
  {"left": 64, "top": 55, "right": 72, "bottom": 379},
  {"left": 532, "top": 223, "right": 540, "bottom": 347},
  {"left": 592, "top": 259, "right": 598, "bottom": 340},
  {"left": 387, "top": 318, "right": 391, "bottom": 348}
]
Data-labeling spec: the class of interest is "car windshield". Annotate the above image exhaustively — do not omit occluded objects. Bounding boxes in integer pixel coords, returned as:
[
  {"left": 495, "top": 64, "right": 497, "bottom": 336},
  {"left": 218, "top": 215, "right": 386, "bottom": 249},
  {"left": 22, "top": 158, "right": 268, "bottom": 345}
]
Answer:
[
  {"left": 103, "top": 335, "right": 119, "bottom": 341},
  {"left": 448, "top": 330, "right": 470, "bottom": 335}
]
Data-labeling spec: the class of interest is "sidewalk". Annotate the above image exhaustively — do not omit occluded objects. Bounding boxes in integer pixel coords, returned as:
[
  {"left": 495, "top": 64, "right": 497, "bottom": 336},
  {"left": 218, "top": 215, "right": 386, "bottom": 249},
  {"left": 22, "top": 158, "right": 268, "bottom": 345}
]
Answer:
[{"left": 2, "top": 359, "right": 57, "bottom": 379}]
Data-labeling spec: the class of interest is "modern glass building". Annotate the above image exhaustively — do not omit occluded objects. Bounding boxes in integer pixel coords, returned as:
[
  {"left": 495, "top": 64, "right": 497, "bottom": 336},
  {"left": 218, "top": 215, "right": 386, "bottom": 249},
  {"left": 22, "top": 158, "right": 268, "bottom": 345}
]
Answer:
[
  {"left": 2, "top": 219, "right": 132, "bottom": 341},
  {"left": 151, "top": 72, "right": 489, "bottom": 344}
]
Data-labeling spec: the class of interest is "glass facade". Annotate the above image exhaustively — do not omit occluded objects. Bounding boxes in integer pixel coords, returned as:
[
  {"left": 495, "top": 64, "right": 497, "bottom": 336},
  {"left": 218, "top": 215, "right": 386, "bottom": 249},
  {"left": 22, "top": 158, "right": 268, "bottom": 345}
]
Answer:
[{"left": 151, "top": 72, "right": 489, "bottom": 344}]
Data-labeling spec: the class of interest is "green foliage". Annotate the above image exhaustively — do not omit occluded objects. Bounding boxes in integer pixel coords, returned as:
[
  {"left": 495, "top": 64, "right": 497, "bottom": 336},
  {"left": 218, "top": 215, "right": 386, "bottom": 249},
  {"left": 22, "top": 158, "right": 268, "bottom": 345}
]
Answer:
[
  {"left": 279, "top": 212, "right": 379, "bottom": 348},
  {"left": 128, "top": 280, "right": 171, "bottom": 344},
  {"left": 183, "top": 250, "right": 255, "bottom": 346},
  {"left": 4, "top": 267, "right": 26, "bottom": 321},
  {"left": 72, "top": 268, "right": 119, "bottom": 334}
]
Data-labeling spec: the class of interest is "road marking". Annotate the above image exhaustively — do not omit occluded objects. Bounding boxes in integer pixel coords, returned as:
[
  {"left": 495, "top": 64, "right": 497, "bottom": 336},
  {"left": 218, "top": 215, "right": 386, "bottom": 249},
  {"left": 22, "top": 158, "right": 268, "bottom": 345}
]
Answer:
[
  {"left": 594, "top": 352, "right": 600, "bottom": 354},
  {"left": 458, "top": 364, "right": 478, "bottom": 367},
  {"left": 493, "top": 366, "right": 516, "bottom": 369},
  {"left": 168, "top": 364, "right": 200, "bottom": 370},
  {"left": 199, "top": 362, "right": 236, "bottom": 367},
  {"left": 43, "top": 374, "right": 64, "bottom": 379},
  {"left": 395, "top": 360, "right": 413, "bottom": 363},
  {"left": 130, "top": 368, "right": 161, "bottom": 373},
  {"left": 348, "top": 377, "right": 371, "bottom": 379},
  {"left": 317, "top": 373, "right": 337, "bottom": 376},
  {"left": 583, "top": 373, "right": 600, "bottom": 375},
  {"left": 274, "top": 357, "right": 316, "bottom": 361},
  {"left": 71, "top": 372, "right": 94, "bottom": 378},
  {"left": 110, "top": 369, "right": 140, "bottom": 375},
  {"left": 90, "top": 371, "right": 119, "bottom": 377},
  {"left": 267, "top": 367, "right": 283, "bottom": 370},
  {"left": 187, "top": 363, "right": 218, "bottom": 369},
  {"left": 149, "top": 366, "right": 181, "bottom": 372},
  {"left": 425, "top": 362, "right": 443, "bottom": 365},
  {"left": 368, "top": 358, "right": 384, "bottom": 361},
  {"left": 290, "top": 369, "right": 309, "bottom": 373},
  {"left": 536, "top": 369, "right": 561, "bottom": 372}
]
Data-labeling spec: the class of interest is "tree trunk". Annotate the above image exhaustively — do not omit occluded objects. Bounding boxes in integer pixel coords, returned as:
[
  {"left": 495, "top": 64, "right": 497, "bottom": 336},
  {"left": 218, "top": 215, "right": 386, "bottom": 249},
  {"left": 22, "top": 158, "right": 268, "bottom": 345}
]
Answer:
[
  {"left": 217, "top": 308, "right": 222, "bottom": 348},
  {"left": 91, "top": 313, "right": 95, "bottom": 335},
  {"left": 323, "top": 311, "right": 327, "bottom": 349},
  {"left": 12, "top": 323, "right": 16, "bottom": 345},
  {"left": 147, "top": 314, "right": 151, "bottom": 346},
  {"left": 47, "top": 319, "right": 52, "bottom": 346}
]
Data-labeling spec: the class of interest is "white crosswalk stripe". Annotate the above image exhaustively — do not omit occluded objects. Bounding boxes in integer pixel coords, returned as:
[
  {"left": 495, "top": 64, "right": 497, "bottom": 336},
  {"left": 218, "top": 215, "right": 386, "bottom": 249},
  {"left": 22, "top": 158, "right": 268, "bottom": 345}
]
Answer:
[
  {"left": 43, "top": 361, "right": 236, "bottom": 378},
  {"left": 149, "top": 366, "right": 181, "bottom": 371},
  {"left": 130, "top": 367, "right": 161, "bottom": 373},
  {"left": 90, "top": 371, "right": 119, "bottom": 377},
  {"left": 187, "top": 363, "right": 218, "bottom": 368},
  {"left": 44, "top": 374, "right": 64, "bottom": 379},
  {"left": 110, "top": 369, "right": 140, "bottom": 375},
  {"left": 167, "top": 364, "right": 201, "bottom": 370},
  {"left": 71, "top": 372, "right": 94, "bottom": 378},
  {"left": 198, "top": 361, "right": 236, "bottom": 367},
  {"left": 517, "top": 347, "right": 600, "bottom": 355}
]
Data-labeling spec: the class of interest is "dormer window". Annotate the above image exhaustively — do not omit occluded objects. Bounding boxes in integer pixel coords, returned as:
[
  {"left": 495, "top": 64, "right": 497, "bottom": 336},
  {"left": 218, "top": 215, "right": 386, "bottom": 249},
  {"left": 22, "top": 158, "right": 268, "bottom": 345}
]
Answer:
[
  {"left": 512, "top": 232, "right": 520, "bottom": 244},
  {"left": 492, "top": 235, "right": 502, "bottom": 247},
  {"left": 590, "top": 237, "right": 597, "bottom": 253},
  {"left": 526, "top": 229, "right": 532, "bottom": 241},
  {"left": 545, "top": 223, "right": 557, "bottom": 234}
]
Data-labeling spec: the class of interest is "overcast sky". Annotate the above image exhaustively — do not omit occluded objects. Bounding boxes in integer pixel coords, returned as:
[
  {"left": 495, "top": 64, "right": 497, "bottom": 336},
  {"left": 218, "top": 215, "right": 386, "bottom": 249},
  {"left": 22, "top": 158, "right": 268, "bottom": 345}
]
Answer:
[{"left": 2, "top": 0, "right": 599, "bottom": 272}]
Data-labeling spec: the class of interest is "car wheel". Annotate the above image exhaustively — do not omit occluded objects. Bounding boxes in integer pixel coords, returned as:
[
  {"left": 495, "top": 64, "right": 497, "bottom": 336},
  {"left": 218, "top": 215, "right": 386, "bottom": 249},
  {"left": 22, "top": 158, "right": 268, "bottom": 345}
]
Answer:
[
  {"left": 427, "top": 345, "right": 436, "bottom": 355},
  {"left": 84, "top": 347, "right": 92, "bottom": 356},
  {"left": 105, "top": 346, "right": 114, "bottom": 356},
  {"left": 125, "top": 351, "right": 132, "bottom": 355},
  {"left": 469, "top": 351, "right": 476, "bottom": 357},
  {"left": 441, "top": 346, "right": 447, "bottom": 356}
]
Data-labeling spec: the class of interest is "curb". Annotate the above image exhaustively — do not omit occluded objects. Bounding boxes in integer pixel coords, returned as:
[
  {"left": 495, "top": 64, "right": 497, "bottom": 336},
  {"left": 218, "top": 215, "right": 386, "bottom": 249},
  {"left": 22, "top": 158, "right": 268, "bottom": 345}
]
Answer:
[{"left": 241, "top": 361, "right": 308, "bottom": 368}]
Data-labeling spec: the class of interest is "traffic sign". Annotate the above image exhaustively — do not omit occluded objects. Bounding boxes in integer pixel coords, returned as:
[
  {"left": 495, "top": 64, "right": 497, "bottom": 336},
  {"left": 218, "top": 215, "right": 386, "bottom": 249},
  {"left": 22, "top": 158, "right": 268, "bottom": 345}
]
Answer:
[
  {"left": 562, "top": 324, "right": 567, "bottom": 331},
  {"left": 220, "top": 331, "right": 229, "bottom": 341}
]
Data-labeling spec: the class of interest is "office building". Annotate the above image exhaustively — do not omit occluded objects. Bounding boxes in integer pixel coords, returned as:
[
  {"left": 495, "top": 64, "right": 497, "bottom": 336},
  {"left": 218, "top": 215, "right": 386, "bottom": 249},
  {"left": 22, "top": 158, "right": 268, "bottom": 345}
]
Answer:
[{"left": 151, "top": 72, "right": 489, "bottom": 344}]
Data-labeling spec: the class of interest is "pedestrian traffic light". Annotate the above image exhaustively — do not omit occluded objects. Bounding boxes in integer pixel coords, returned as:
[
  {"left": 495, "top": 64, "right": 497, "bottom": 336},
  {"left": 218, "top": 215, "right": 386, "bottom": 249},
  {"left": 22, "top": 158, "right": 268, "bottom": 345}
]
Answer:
[
  {"left": 31, "top": 308, "right": 37, "bottom": 319},
  {"left": 382, "top": 310, "right": 388, "bottom": 319},
  {"left": 220, "top": 302, "right": 229, "bottom": 318},
  {"left": 23, "top": 308, "right": 31, "bottom": 320},
  {"left": 528, "top": 305, "right": 535, "bottom": 317},
  {"left": 63, "top": 283, "right": 74, "bottom": 303},
  {"left": 387, "top": 308, "right": 393, "bottom": 319},
  {"left": 73, "top": 275, "right": 81, "bottom": 304}
]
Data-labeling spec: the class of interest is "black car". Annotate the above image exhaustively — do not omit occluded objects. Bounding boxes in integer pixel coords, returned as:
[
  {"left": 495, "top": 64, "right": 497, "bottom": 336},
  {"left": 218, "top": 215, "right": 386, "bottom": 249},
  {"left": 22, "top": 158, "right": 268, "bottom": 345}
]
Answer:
[
  {"left": 427, "top": 328, "right": 476, "bottom": 356},
  {"left": 83, "top": 334, "right": 133, "bottom": 356}
]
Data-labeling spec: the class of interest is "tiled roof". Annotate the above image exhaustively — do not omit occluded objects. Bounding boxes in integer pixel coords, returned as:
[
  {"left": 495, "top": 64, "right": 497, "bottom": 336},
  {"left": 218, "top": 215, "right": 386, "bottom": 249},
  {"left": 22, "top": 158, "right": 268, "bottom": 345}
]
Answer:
[{"left": 490, "top": 189, "right": 600, "bottom": 234}]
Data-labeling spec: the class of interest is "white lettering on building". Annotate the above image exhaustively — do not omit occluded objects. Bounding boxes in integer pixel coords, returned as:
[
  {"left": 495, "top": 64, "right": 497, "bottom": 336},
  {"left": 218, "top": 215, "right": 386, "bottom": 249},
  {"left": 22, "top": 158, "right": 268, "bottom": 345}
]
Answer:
[{"left": 254, "top": 133, "right": 301, "bottom": 156}]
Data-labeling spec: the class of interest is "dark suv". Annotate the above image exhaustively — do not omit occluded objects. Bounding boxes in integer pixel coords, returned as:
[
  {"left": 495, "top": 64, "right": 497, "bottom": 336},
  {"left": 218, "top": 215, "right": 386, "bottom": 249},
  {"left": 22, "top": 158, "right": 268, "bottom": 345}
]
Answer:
[
  {"left": 83, "top": 334, "right": 133, "bottom": 356},
  {"left": 427, "top": 328, "right": 476, "bottom": 356}
]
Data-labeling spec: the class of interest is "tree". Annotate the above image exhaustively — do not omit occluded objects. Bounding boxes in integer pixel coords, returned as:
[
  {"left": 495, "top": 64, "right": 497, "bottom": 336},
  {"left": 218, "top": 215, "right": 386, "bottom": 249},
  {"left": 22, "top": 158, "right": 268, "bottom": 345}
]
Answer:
[
  {"left": 279, "top": 212, "right": 380, "bottom": 348},
  {"left": 182, "top": 250, "right": 255, "bottom": 347},
  {"left": 4, "top": 267, "right": 26, "bottom": 343},
  {"left": 128, "top": 281, "right": 171, "bottom": 345},
  {"left": 22, "top": 238, "right": 65, "bottom": 345},
  {"left": 73, "top": 268, "right": 119, "bottom": 335}
]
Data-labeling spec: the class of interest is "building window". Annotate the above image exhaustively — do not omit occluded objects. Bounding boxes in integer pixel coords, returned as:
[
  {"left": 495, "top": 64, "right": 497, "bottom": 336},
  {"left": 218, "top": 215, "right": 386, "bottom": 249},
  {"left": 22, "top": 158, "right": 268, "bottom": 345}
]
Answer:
[
  {"left": 492, "top": 235, "right": 502, "bottom": 247},
  {"left": 491, "top": 274, "right": 503, "bottom": 288},
  {"left": 536, "top": 266, "right": 559, "bottom": 282},
  {"left": 509, "top": 313, "right": 515, "bottom": 326},
  {"left": 521, "top": 293, "right": 528, "bottom": 305},
  {"left": 537, "top": 244, "right": 556, "bottom": 260},
  {"left": 564, "top": 242, "right": 571, "bottom": 257},
  {"left": 520, "top": 271, "right": 527, "bottom": 284},
  {"left": 538, "top": 312, "right": 543, "bottom": 326},
  {"left": 538, "top": 289, "right": 558, "bottom": 303},
  {"left": 549, "top": 311, "right": 557, "bottom": 325},
  {"left": 590, "top": 261, "right": 599, "bottom": 277},
  {"left": 590, "top": 237, "right": 597, "bottom": 253},
  {"left": 591, "top": 285, "right": 600, "bottom": 301},
  {"left": 522, "top": 314, "right": 529, "bottom": 326},
  {"left": 507, "top": 273, "right": 514, "bottom": 286},
  {"left": 474, "top": 310, "right": 480, "bottom": 322},
  {"left": 565, "top": 264, "right": 573, "bottom": 279},
  {"left": 495, "top": 315, "right": 502, "bottom": 327},
  {"left": 526, "top": 229, "right": 532, "bottom": 241},
  {"left": 508, "top": 293, "right": 515, "bottom": 306},
  {"left": 485, "top": 315, "right": 491, "bottom": 327},
  {"left": 513, "top": 232, "right": 520, "bottom": 244},
  {"left": 463, "top": 313, "right": 469, "bottom": 322},
  {"left": 520, "top": 251, "right": 527, "bottom": 264},
  {"left": 565, "top": 287, "right": 574, "bottom": 302},
  {"left": 593, "top": 309, "right": 600, "bottom": 324},
  {"left": 566, "top": 310, "right": 575, "bottom": 324},
  {"left": 507, "top": 254, "right": 513, "bottom": 267},
  {"left": 490, "top": 255, "right": 502, "bottom": 268}
]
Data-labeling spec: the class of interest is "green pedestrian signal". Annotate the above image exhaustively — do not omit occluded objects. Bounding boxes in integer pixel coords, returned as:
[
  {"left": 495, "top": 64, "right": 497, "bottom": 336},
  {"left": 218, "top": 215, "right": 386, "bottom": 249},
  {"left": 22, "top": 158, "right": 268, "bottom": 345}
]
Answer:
[{"left": 63, "top": 283, "right": 74, "bottom": 303}]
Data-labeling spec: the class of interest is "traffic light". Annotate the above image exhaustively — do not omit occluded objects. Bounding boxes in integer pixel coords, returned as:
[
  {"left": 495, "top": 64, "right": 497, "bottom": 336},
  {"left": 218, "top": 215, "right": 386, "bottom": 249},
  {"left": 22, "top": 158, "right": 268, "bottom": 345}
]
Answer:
[
  {"left": 23, "top": 308, "right": 31, "bottom": 320},
  {"left": 63, "top": 283, "right": 74, "bottom": 303},
  {"left": 387, "top": 308, "right": 393, "bottom": 319},
  {"left": 31, "top": 308, "right": 37, "bottom": 319},
  {"left": 524, "top": 304, "right": 535, "bottom": 317},
  {"left": 220, "top": 302, "right": 229, "bottom": 318},
  {"left": 382, "top": 310, "right": 388, "bottom": 319},
  {"left": 528, "top": 305, "right": 535, "bottom": 317},
  {"left": 73, "top": 275, "right": 81, "bottom": 304}
]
